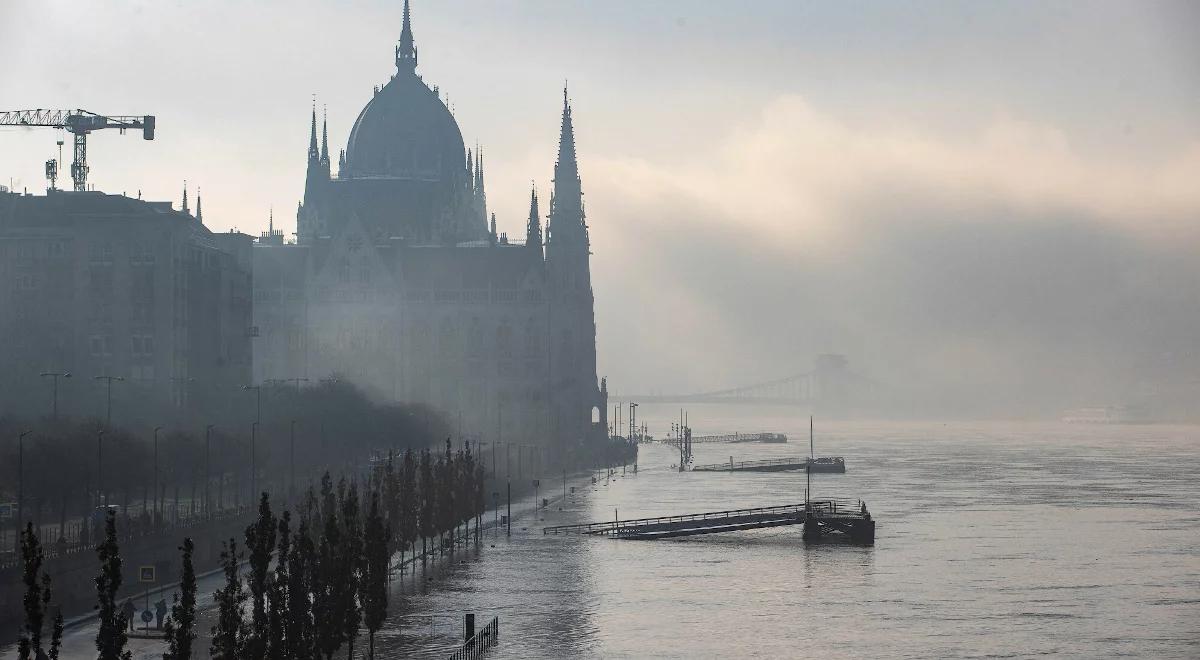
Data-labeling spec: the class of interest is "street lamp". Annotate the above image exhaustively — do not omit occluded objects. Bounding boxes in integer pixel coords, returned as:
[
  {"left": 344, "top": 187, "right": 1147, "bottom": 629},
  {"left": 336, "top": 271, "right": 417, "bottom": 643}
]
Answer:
[
  {"left": 96, "top": 430, "right": 106, "bottom": 508},
  {"left": 205, "top": 424, "right": 214, "bottom": 518},
  {"left": 39, "top": 371, "right": 71, "bottom": 420},
  {"left": 289, "top": 420, "right": 296, "bottom": 503},
  {"left": 242, "top": 385, "right": 261, "bottom": 508},
  {"left": 15, "top": 430, "right": 31, "bottom": 555},
  {"left": 152, "top": 426, "right": 162, "bottom": 522},
  {"left": 94, "top": 375, "right": 124, "bottom": 427},
  {"left": 242, "top": 384, "right": 262, "bottom": 424},
  {"left": 250, "top": 421, "right": 258, "bottom": 506}
]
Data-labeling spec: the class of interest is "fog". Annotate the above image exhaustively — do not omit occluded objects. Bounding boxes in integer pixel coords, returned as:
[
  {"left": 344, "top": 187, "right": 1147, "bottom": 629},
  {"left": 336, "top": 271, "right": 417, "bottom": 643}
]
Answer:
[
  {"left": 3, "top": 0, "right": 1198, "bottom": 419},
  {"left": 588, "top": 96, "right": 1200, "bottom": 417}
]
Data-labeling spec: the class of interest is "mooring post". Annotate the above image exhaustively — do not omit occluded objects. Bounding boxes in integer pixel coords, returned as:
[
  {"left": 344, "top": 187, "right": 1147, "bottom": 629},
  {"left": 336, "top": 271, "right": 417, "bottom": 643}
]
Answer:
[
  {"left": 506, "top": 481, "right": 511, "bottom": 536},
  {"left": 464, "top": 612, "right": 475, "bottom": 643}
]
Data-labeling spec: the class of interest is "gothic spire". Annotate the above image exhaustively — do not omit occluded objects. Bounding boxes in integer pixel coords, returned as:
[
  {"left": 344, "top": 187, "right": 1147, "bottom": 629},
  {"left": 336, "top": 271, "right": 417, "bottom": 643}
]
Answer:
[
  {"left": 196, "top": 187, "right": 203, "bottom": 223},
  {"left": 308, "top": 101, "right": 319, "bottom": 162},
  {"left": 395, "top": 0, "right": 418, "bottom": 72},
  {"left": 526, "top": 183, "right": 542, "bottom": 248},
  {"left": 555, "top": 84, "right": 578, "bottom": 180},
  {"left": 476, "top": 147, "right": 486, "bottom": 198},
  {"left": 269, "top": 207, "right": 274, "bottom": 235},
  {"left": 489, "top": 212, "right": 498, "bottom": 245},
  {"left": 466, "top": 148, "right": 474, "bottom": 188},
  {"left": 320, "top": 105, "right": 329, "bottom": 166},
  {"left": 181, "top": 180, "right": 189, "bottom": 215}
]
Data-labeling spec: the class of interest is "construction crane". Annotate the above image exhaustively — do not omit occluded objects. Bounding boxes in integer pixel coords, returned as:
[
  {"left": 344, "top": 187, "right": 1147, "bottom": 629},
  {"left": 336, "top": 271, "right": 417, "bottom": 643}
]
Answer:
[{"left": 0, "top": 109, "right": 155, "bottom": 192}]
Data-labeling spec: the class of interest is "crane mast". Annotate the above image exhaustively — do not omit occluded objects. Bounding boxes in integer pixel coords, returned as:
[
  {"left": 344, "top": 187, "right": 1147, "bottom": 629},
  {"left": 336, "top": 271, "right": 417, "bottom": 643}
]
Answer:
[{"left": 0, "top": 109, "right": 155, "bottom": 191}]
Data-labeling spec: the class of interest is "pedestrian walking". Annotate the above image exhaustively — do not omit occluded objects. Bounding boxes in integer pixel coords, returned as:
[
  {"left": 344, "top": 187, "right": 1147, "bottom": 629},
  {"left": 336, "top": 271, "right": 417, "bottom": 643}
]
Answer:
[
  {"left": 122, "top": 599, "right": 136, "bottom": 632},
  {"left": 155, "top": 598, "right": 168, "bottom": 629}
]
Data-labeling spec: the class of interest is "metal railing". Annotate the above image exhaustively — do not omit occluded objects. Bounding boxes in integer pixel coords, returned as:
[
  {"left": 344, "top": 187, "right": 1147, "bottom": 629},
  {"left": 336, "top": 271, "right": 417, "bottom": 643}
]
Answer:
[
  {"left": 544, "top": 502, "right": 811, "bottom": 536},
  {"left": 448, "top": 616, "right": 499, "bottom": 660},
  {"left": 661, "top": 432, "right": 787, "bottom": 445},
  {"left": 691, "top": 456, "right": 808, "bottom": 471}
]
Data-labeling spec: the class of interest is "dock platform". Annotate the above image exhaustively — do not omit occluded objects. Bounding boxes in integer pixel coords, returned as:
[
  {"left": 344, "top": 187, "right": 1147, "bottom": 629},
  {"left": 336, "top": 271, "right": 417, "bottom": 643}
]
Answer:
[
  {"left": 692, "top": 456, "right": 808, "bottom": 472},
  {"left": 543, "top": 499, "right": 873, "bottom": 543},
  {"left": 691, "top": 456, "right": 845, "bottom": 473}
]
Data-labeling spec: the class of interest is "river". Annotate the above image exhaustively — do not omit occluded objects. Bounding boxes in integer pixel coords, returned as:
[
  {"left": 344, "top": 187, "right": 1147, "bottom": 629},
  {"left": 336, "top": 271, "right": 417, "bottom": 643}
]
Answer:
[{"left": 21, "top": 409, "right": 1200, "bottom": 658}]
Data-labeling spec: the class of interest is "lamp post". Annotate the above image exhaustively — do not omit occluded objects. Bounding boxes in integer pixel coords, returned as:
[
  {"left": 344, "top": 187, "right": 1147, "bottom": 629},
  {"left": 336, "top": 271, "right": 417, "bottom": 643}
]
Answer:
[
  {"left": 152, "top": 426, "right": 162, "bottom": 522},
  {"left": 205, "top": 424, "right": 214, "bottom": 518},
  {"left": 94, "top": 375, "right": 124, "bottom": 427},
  {"left": 16, "top": 430, "right": 31, "bottom": 555},
  {"left": 96, "top": 430, "right": 106, "bottom": 508},
  {"left": 39, "top": 371, "right": 71, "bottom": 420},
  {"left": 250, "top": 421, "right": 258, "bottom": 506},
  {"left": 242, "top": 385, "right": 261, "bottom": 507},
  {"left": 242, "top": 384, "right": 262, "bottom": 425},
  {"left": 289, "top": 419, "right": 296, "bottom": 503}
]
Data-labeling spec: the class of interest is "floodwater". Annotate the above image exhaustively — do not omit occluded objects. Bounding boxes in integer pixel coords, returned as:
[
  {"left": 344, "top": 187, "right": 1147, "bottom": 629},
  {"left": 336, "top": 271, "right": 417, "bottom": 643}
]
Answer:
[{"left": 25, "top": 410, "right": 1200, "bottom": 658}]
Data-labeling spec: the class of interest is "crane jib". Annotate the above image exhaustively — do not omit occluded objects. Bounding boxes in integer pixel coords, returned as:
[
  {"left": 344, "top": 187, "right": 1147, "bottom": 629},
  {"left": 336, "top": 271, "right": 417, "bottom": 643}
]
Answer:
[{"left": 0, "top": 109, "right": 156, "bottom": 191}]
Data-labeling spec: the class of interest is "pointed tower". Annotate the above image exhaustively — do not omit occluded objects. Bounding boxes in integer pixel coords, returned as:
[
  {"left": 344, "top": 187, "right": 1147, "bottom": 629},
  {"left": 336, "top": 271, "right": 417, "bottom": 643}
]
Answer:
[
  {"left": 320, "top": 106, "right": 331, "bottom": 177},
  {"left": 526, "top": 183, "right": 543, "bottom": 250},
  {"left": 395, "top": 0, "right": 418, "bottom": 73},
  {"left": 545, "top": 85, "right": 602, "bottom": 450},
  {"left": 488, "top": 212, "right": 497, "bottom": 246},
  {"left": 547, "top": 86, "right": 586, "bottom": 255},
  {"left": 476, "top": 146, "right": 488, "bottom": 231},
  {"left": 466, "top": 148, "right": 474, "bottom": 190},
  {"left": 195, "top": 187, "right": 203, "bottom": 224},
  {"left": 181, "top": 181, "right": 189, "bottom": 215},
  {"left": 300, "top": 100, "right": 330, "bottom": 243}
]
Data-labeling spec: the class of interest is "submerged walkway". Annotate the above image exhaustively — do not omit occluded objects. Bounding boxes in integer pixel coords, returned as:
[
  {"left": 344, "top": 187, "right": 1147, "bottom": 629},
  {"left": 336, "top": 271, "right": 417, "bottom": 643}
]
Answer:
[
  {"left": 543, "top": 499, "right": 874, "bottom": 542},
  {"left": 691, "top": 456, "right": 810, "bottom": 472}
]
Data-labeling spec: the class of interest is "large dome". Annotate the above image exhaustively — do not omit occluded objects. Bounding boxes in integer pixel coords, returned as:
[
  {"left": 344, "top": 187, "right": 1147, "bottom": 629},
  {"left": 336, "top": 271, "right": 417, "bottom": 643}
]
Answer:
[{"left": 343, "top": 72, "right": 466, "bottom": 183}]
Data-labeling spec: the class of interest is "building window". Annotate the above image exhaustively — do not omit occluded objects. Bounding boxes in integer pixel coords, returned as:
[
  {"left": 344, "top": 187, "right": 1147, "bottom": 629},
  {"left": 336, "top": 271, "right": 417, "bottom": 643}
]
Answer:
[
  {"left": 496, "top": 321, "right": 513, "bottom": 359},
  {"left": 468, "top": 317, "right": 483, "bottom": 357},
  {"left": 131, "top": 334, "right": 154, "bottom": 356},
  {"left": 89, "top": 241, "right": 114, "bottom": 264},
  {"left": 524, "top": 317, "right": 540, "bottom": 357},
  {"left": 89, "top": 335, "right": 112, "bottom": 356},
  {"left": 130, "top": 242, "right": 155, "bottom": 266}
]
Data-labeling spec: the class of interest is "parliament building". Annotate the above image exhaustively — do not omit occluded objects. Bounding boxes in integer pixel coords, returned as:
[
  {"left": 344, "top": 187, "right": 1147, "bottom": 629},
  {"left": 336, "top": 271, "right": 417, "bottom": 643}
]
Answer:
[{"left": 252, "top": 1, "right": 609, "bottom": 454}]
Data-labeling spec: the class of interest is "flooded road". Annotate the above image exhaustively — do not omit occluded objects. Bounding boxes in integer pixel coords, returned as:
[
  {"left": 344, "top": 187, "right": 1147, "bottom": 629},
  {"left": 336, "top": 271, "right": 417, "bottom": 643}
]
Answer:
[{"left": 25, "top": 412, "right": 1200, "bottom": 658}]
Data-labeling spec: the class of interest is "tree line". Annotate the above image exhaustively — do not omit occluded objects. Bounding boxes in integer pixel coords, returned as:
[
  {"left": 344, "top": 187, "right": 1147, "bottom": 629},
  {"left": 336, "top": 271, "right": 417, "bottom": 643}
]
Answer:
[
  {"left": 1, "top": 379, "right": 451, "bottom": 550},
  {"left": 18, "top": 438, "right": 486, "bottom": 660}
]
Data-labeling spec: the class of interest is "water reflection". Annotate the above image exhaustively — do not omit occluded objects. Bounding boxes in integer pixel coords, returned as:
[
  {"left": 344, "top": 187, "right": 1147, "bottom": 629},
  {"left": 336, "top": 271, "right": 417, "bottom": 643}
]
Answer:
[{"left": 378, "top": 412, "right": 1200, "bottom": 659}]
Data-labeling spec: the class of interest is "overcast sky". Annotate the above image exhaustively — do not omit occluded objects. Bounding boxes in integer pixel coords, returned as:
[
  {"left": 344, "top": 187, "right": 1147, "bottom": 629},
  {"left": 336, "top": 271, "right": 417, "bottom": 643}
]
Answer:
[{"left": 3, "top": 1, "right": 1198, "bottom": 415}]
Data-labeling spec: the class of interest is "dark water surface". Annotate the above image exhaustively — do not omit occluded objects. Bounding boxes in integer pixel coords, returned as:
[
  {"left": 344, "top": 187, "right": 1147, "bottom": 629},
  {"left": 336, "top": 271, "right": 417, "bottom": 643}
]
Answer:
[{"left": 26, "top": 412, "right": 1200, "bottom": 658}]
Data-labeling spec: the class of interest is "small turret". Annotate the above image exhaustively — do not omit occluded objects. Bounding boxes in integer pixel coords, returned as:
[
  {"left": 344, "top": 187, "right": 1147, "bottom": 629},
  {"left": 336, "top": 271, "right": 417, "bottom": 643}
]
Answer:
[
  {"left": 181, "top": 180, "right": 189, "bottom": 215},
  {"left": 196, "top": 187, "right": 203, "bottom": 223},
  {"left": 320, "top": 106, "right": 330, "bottom": 167},
  {"left": 526, "top": 183, "right": 543, "bottom": 249}
]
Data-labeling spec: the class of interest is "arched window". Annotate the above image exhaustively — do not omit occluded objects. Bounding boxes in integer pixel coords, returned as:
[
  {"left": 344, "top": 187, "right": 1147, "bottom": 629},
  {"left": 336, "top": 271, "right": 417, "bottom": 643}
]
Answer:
[
  {"left": 524, "top": 316, "right": 540, "bottom": 357},
  {"left": 468, "top": 317, "right": 483, "bottom": 357},
  {"left": 496, "top": 320, "right": 513, "bottom": 359},
  {"left": 439, "top": 317, "right": 457, "bottom": 357}
]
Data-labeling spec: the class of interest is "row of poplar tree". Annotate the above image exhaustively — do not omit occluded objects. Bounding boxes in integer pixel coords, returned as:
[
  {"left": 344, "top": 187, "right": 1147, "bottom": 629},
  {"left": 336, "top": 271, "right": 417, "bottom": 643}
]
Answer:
[{"left": 17, "top": 439, "right": 487, "bottom": 660}]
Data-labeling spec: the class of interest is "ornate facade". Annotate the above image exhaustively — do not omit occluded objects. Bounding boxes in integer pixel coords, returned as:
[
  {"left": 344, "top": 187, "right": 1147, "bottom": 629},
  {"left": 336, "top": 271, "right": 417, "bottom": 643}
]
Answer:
[{"left": 253, "top": 1, "right": 607, "bottom": 455}]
